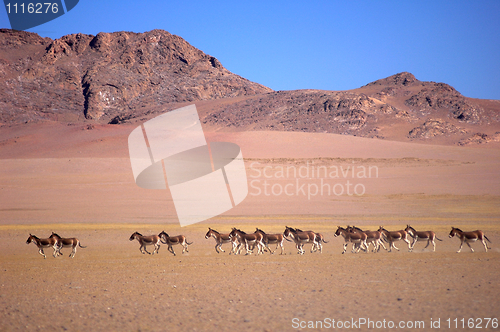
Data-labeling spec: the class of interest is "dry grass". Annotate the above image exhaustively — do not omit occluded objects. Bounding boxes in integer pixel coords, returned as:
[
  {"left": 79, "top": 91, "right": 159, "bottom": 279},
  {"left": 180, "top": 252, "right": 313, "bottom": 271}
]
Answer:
[{"left": 1, "top": 220, "right": 499, "bottom": 331}]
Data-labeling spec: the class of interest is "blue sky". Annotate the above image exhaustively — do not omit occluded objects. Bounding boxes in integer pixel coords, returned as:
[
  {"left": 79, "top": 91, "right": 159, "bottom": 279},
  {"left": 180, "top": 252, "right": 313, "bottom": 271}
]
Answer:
[{"left": 2, "top": 0, "right": 499, "bottom": 100}]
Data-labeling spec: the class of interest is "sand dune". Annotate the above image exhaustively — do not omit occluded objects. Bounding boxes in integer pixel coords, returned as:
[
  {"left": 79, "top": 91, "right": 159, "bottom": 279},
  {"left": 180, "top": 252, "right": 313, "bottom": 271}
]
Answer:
[{"left": 1, "top": 123, "right": 498, "bottom": 225}]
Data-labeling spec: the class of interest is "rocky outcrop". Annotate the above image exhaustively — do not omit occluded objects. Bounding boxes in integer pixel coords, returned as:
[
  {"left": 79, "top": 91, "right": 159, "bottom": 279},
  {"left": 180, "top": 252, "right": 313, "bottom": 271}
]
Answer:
[
  {"left": 203, "top": 90, "right": 395, "bottom": 136},
  {"left": 365, "top": 71, "right": 420, "bottom": 87},
  {"left": 404, "top": 84, "right": 483, "bottom": 123},
  {"left": 458, "top": 132, "right": 500, "bottom": 145},
  {"left": 408, "top": 119, "right": 468, "bottom": 139},
  {"left": 367, "top": 73, "right": 487, "bottom": 124}
]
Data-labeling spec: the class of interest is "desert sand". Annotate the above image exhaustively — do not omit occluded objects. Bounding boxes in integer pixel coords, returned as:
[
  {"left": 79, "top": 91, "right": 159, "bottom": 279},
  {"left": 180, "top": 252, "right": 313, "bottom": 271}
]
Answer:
[{"left": 1, "top": 121, "right": 499, "bottom": 331}]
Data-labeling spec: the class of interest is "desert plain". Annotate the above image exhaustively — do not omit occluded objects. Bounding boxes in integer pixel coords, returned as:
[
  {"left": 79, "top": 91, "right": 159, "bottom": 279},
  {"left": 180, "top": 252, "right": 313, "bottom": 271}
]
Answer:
[{"left": 0, "top": 118, "right": 499, "bottom": 331}]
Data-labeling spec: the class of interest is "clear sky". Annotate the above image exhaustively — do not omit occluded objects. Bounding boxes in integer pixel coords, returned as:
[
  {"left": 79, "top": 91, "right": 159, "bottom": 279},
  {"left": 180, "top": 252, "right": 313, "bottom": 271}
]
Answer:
[{"left": 2, "top": 0, "right": 499, "bottom": 100}]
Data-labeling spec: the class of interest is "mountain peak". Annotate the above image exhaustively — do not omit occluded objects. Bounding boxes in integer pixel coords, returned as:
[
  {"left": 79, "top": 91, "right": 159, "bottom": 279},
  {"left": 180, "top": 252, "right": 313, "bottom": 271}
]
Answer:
[
  {"left": 366, "top": 72, "right": 419, "bottom": 87},
  {"left": 0, "top": 29, "right": 272, "bottom": 123}
]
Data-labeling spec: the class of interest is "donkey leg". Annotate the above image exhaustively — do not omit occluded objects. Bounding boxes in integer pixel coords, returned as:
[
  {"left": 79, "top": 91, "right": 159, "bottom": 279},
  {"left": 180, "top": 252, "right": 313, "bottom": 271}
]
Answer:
[
  {"left": 404, "top": 239, "right": 412, "bottom": 252},
  {"left": 257, "top": 243, "right": 264, "bottom": 255},
  {"left": 142, "top": 245, "right": 151, "bottom": 255},
  {"left": 361, "top": 242, "right": 368, "bottom": 253},
  {"left": 410, "top": 238, "right": 416, "bottom": 251},
  {"left": 386, "top": 240, "right": 395, "bottom": 252},
  {"left": 466, "top": 242, "right": 474, "bottom": 253},
  {"left": 244, "top": 243, "right": 252, "bottom": 255},
  {"left": 255, "top": 243, "right": 261, "bottom": 255},
  {"left": 482, "top": 239, "right": 488, "bottom": 252},
  {"left": 353, "top": 242, "right": 364, "bottom": 253},
  {"left": 53, "top": 245, "right": 61, "bottom": 257},
  {"left": 69, "top": 245, "right": 76, "bottom": 258}
]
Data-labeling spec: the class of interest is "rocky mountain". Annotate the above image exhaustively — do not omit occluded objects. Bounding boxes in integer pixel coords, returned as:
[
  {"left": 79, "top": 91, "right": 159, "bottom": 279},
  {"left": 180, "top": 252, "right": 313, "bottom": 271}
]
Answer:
[
  {"left": 1, "top": 29, "right": 499, "bottom": 145},
  {"left": 0, "top": 29, "right": 271, "bottom": 124},
  {"left": 201, "top": 72, "right": 500, "bottom": 144}
]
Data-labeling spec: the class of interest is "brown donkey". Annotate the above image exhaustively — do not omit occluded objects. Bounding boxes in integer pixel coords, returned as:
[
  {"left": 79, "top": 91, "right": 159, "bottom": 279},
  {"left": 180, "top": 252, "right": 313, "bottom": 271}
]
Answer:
[
  {"left": 404, "top": 225, "right": 442, "bottom": 252},
  {"left": 334, "top": 226, "right": 368, "bottom": 254},
  {"left": 205, "top": 228, "right": 239, "bottom": 254},
  {"left": 449, "top": 227, "right": 491, "bottom": 253},
  {"left": 283, "top": 226, "right": 319, "bottom": 255},
  {"left": 255, "top": 228, "right": 285, "bottom": 255},
  {"left": 26, "top": 234, "right": 60, "bottom": 259},
  {"left": 50, "top": 232, "right": 86, "bottom": 258},
  {"left": 377, "top": 226, "right": 412, "bottom": 252},
  {"left": 129, "top": 231, "right": 162, "bottom": 255},
  {"left": 159, "top": 231, "right": 193, "bottom": 256}
]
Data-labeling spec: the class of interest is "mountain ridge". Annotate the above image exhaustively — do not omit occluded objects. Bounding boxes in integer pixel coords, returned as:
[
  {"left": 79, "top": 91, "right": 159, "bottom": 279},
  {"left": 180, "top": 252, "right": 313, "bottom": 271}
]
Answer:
[{"left": 1, "top": 29, "right": 499, "bottom": 146}]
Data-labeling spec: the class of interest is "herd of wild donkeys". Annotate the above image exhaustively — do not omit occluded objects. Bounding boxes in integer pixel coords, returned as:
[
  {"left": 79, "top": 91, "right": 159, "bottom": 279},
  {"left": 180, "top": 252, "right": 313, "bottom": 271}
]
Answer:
[{"left": 26, "top": 226, "right": 492, "bottom": 259}]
